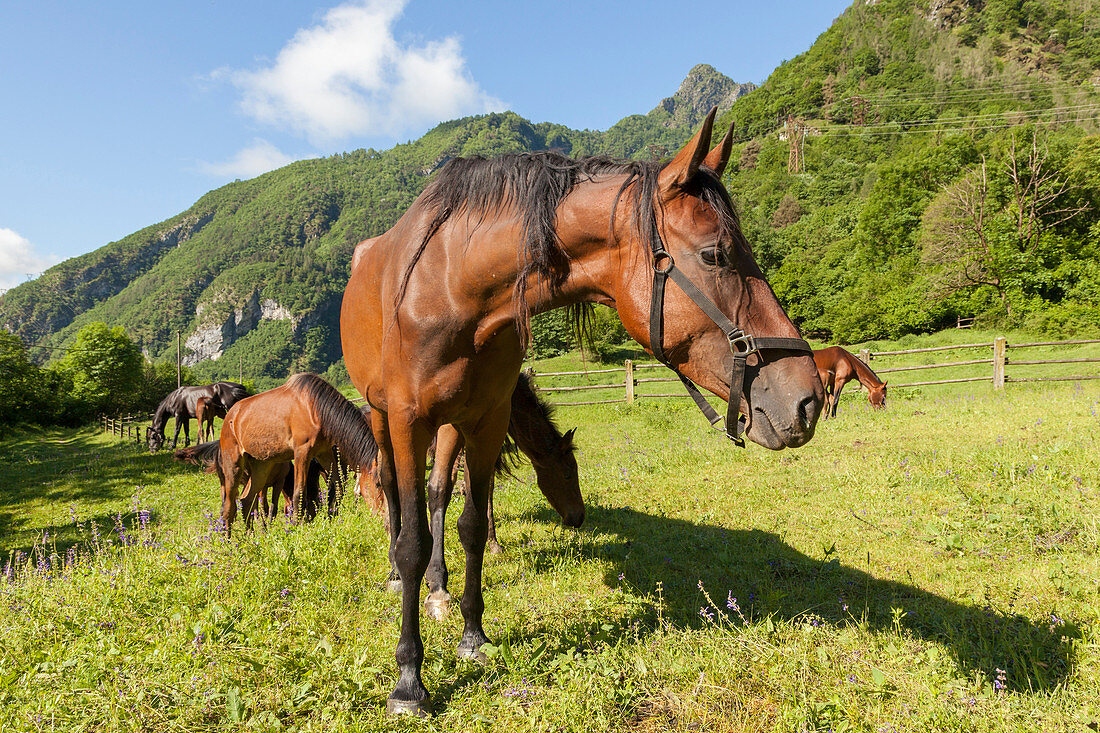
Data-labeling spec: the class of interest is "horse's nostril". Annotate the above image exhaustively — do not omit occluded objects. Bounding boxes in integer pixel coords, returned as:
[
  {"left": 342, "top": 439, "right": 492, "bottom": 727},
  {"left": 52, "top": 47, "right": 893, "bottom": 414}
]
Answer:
[
  {"left": 563, "top": 509, "right": 585, "bottom": 528},
  {"left": 798, "top": 396, "right": 818, "bottom": 430}
]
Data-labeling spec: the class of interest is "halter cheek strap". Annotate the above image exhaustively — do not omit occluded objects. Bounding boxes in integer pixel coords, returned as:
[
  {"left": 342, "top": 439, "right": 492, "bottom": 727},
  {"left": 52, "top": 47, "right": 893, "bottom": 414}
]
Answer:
[{"left": 648, "top": 244, "right": 812, "bottom": 447}]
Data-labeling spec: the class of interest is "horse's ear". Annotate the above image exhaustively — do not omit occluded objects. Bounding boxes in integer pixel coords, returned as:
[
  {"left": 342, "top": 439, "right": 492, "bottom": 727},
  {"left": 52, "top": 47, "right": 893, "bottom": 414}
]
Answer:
[
  {"left": 559, "top": 428, "right": 577, "bottom": 451},
  {"left": 658, "top": 107, "right": 717, "bottom": 193},
  {"left": 703, "top": 121, "right": 735, "bottom": 177}
]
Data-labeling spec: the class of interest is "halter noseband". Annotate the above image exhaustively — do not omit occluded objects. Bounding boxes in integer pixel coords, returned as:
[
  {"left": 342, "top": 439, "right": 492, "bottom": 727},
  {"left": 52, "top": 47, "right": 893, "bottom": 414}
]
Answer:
[{"left": 647, "top": 227, "right": 813, "bottom": 447}]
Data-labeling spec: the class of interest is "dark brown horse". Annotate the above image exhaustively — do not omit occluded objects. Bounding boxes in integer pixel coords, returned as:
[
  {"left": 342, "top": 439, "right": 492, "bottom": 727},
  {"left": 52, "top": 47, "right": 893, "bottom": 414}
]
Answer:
[
  {"left": 147, "top": 381, "right": 249, "bottom": 451},
  {"left": 356, "top": 372, "right": 584, "bottom": 620},
  {"left": 175, "top": 373, "right": 376, "bottom": 536},
  {"left": 340, "top": 109, "right": 823, "bottom": 715},
  {"left": 813, "top": 346, "right": 887, "bottom": 418}
]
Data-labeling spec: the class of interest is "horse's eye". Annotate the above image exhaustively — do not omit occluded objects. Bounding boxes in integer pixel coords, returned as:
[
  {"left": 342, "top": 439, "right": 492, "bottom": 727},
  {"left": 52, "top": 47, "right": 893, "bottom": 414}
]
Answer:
[{"left": 700, "top": 247, "right": 727, "bottom": 268}]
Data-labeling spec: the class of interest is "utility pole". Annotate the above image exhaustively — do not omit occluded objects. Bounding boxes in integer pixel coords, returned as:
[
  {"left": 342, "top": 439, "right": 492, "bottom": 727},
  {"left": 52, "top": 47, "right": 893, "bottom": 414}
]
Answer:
[
  {"left": 176, "top": 331, "right": 182, "bottom": 388},
  {"left": 239, "top": 355, "right": 243, "bottom": 384},
  {"left": 786, "top": 115, "right": 806, "bottom": 174},
  {"left": 850, "top": 95, "right": 870, "bottom": 126}
]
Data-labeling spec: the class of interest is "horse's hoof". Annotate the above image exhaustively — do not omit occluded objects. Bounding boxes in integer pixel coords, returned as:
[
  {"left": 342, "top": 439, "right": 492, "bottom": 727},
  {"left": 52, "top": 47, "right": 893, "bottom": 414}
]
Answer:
[
  {"left": 385, "top": 578, "right": 403, "bottom": 594},
  {"left": 457, "top": 644, "right": 488, "bottom": 664},
  {"left": 424, "top": 592, "right": 451, "bottom": 620},
  {"left": 385, "top": 697, "right": 433, "bottom": 717},
  {"left": 487, "top": 541, "right": 504, "bottom": 556}
]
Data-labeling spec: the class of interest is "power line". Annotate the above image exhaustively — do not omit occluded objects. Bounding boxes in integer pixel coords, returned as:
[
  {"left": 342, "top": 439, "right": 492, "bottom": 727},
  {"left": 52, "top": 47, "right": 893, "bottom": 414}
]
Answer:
[
  {"left": 815, "top": 114, "right": 1100, "bottom": 137},
  {"left": 811, "top": 103, "right": 1100, "bottom": 133},
  {"left": 847, "top": 79, "right": 1087, "bottom": 103}
]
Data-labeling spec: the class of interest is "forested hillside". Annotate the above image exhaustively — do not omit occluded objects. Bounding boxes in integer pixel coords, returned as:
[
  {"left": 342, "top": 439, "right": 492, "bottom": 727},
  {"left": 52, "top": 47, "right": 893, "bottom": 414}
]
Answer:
[
  {"left": 720, "top": 0, "right": 1100, "bottom": 340},
  {"left": 3, "top": 0, "right": 1099, "bottom": 384}
]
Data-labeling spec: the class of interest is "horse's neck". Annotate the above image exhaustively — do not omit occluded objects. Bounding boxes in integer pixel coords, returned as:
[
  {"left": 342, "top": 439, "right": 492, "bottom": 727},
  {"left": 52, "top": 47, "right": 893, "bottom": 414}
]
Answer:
[
  {"left": 153, "top": 403, "right": 170, "bottom": 430},
  {"left": 527, "top": 176, "right": 636, "bottom": 312},
  {"left": 847, "top": 352, "right": 883, "bottom": 388}
]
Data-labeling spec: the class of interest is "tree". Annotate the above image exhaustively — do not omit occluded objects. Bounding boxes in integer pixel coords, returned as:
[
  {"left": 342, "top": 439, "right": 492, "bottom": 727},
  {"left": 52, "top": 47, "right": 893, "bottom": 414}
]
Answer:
[
  {"left": 0, "top": 331, "right": 45, "bottom": 428},
  {"left": 921, "top": 132, "right": 1090, "bottom": 319},
  {"left": 56, "top": 322, "right": 144, "bottom": 416}
]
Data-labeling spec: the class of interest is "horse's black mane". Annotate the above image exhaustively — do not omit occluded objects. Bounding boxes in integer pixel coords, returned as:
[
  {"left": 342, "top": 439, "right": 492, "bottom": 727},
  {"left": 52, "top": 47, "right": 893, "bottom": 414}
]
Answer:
[{"left": 398, "top": 150, "right": 746, "bottom": 347}]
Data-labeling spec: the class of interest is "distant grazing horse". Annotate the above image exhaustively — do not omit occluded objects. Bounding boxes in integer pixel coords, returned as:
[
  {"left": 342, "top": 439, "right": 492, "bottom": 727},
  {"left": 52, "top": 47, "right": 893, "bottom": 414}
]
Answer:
[
  {"left": 173, "top": 373, "right": 377, "bottom": 536},
  {"left": 147, "top": 381, "right": 249, "bottom": 451},
  {"left": 195, "top": 396, "right": 227, "bottom": 443},
  {"left": 340, "top": 108, "right": 822, "bottom": 714},
  {"left": 813, "top": 346, "right": 887, "bottom": 418},
  {"left": 356, "top": 372, "right": 583, "bottom": 620}
]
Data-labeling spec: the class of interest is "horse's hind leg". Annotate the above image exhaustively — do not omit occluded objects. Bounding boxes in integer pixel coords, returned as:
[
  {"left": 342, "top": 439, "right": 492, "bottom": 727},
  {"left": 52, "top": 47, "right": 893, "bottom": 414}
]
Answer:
[
  {"left": 485, "top": 474, "right": 503, "bottom": 555},
  {"left": 424, "top": 426, "right": 462, "bottom": 620}
]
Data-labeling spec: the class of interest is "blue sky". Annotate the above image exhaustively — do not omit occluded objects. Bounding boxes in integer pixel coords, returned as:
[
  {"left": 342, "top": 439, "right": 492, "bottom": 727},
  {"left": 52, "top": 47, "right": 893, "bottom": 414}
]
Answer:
[{"left": 0, "top": 0, "right": 851, "bottom": 288}]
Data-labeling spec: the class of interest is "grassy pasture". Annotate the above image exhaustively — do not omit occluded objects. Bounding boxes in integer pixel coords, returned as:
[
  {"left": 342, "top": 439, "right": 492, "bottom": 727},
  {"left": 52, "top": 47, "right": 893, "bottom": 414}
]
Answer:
[{"left": 2, "top": 336, "right": 1100, "bottom": 731}]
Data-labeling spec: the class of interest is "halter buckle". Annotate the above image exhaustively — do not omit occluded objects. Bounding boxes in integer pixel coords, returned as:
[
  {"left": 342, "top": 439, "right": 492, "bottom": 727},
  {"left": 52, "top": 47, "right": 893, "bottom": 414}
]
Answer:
[
  {"left": 728, "top": 330, "right": 757, "bottom": 357},
  {"left": 653, "top": 251, "right": 675, "bottom": 274}
]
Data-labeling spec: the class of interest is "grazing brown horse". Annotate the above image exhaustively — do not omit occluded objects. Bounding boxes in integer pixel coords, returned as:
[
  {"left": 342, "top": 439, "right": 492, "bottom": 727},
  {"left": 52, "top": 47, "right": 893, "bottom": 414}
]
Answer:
[
  {"left": 340, "top": 109, "right": 823, "bottom": 715},
  {"left": 147, "top": 382, "right": 249, "bottom": 451},
  {"left": 174, "top": 450, "right": 326, "bottom": 525},
  {"left": 813, "top": 346, "right": 887, "bottom": 418},
  {"left": 175, "top": 373, "right": 377, "bottom": 536},
  {"left": 195, "top": 396, "right": 227, "bottom": 443},
  {"left": 357, "top": 372, "right": 584, "bottom": 620}
]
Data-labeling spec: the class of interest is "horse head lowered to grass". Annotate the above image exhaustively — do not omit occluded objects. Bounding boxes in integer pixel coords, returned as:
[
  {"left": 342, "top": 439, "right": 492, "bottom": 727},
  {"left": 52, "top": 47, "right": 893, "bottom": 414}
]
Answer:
[
  {"left": 147, "top": 381, "right": 249, "bottom": 452},
  {"left": 339, "top": 108, "right": 824, "bottom": 715}
]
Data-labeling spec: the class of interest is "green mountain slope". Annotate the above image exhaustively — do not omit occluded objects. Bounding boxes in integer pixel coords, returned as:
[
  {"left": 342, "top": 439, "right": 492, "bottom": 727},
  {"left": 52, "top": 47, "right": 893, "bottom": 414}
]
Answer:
[
  {"left": 0, "top": 64, "right": 750, "bottom": 383},
  {"left": 4, "top": 0, "right": 1100, "bottom": 383}
]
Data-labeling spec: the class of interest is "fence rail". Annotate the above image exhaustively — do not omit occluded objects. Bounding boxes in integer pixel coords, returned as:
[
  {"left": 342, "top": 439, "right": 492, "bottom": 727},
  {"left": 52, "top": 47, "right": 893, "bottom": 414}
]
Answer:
[
  {"left": 102, "top": 414, "right": 145, "bottom": 445},
  {"left": 526, "top": 336, "right": 1100, "bottom": 407}
]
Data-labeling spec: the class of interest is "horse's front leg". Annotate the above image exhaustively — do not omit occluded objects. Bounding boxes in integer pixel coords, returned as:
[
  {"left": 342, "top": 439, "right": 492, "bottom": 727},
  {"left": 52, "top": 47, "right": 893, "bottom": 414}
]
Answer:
[
  {"left": 455, "top": 402, "right": 510, "bottom": 663},
  {"left": 831, "top": 377, "right": 848, "bottom": 418},
  {"left": 380, "top": 409, "right": 434, "bottom": 716},
  {"left": 424, "top": 426, "right": 463, "bottom": 620},
  {"left": 171, "top": 417, "right": 184, "bottom": 450}
]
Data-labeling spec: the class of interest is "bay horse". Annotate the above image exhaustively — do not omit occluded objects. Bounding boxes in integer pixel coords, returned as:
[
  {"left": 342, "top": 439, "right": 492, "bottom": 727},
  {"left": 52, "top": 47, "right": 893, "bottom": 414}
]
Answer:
[
  {"left": 195, "top": 396, "right": 227, "bottom": 443},
  {"left": 174, "top": 449, "right": 326, "bottom": 525},
  {"left": 147, "top": 381, "right": 249, "bottom": 451},
  {"left": 340, "top": 108, "right": 823, "bottom": 715},
  {"left": 175, "top": 373, "right": 376, "bottom": 536},
  {"left": 356, "top": 371, "right": 584, "bottom": 620},
  {"left": 813, "top": 346, "right": 887, "bottom": 418}
]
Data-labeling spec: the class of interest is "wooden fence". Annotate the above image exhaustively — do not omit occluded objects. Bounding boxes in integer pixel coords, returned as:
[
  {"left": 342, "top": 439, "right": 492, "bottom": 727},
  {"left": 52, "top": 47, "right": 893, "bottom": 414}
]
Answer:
[
  {"left": 528, "top": 336, "right": 1100, "bottom": 406},
  {"left": 102, "top": 414, "right": 145, "bottom": 445}
]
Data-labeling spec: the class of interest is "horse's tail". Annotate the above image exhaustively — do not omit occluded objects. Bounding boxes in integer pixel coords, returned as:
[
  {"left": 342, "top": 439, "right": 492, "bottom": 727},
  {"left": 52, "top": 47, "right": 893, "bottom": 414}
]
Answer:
[
  {"left": 173, "top": 440, "right": 222, "bottom": 473},
  {"left": 288, "top": 373, "right": 379, "bottom": 471}
]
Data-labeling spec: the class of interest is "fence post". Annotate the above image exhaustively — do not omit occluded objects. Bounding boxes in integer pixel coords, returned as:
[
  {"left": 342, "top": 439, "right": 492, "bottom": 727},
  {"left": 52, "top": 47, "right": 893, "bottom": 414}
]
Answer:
[
  {"left": 624, "top": 360, "right": 635, "bottom": 404},
  {"left": 858, "top": 349, "right": 871, "bottom": 365},
  {"left": 993, "top": 336, "right": 1006, "bottom": 389}
]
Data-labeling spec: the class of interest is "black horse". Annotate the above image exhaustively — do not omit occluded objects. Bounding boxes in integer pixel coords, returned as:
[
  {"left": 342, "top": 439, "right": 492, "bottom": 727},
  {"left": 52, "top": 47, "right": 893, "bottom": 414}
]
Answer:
[{"left": 147, "top": 381, "right": 249, "bottom": 452}]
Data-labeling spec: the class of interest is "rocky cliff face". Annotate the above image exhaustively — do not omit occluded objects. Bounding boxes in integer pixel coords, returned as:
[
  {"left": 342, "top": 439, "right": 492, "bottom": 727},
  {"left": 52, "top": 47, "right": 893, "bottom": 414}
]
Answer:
[
  {"left": 184, "top": 291, "right": 300, "bottom": 365},
  {"left": 650, "top": 64, "right": 756, "bottom": 129}
]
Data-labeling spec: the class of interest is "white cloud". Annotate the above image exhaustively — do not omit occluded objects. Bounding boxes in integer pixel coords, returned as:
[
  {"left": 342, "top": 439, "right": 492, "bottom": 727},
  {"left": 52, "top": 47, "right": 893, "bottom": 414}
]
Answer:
[
  {"left": 199, "top": 139, "right": 298, "bottom": 179},
  {"left": 224, "top": 0, "right": 505, "bottom": 143},
  {"left": 0, "top": 228, "right": 57, "bottom": 290}
]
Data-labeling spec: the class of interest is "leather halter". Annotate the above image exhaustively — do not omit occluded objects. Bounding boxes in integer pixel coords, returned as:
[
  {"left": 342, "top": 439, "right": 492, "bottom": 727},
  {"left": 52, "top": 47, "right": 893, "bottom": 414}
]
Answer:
[{"left": 647, "top": 224, "right": 813, "bottom": 447}]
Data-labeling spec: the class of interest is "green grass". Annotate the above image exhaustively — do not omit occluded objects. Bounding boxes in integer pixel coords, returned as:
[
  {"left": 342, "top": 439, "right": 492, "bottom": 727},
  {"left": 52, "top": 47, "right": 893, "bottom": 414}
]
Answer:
[{"left": 3, "top": 335, "right": 1100, "bottom": 731}]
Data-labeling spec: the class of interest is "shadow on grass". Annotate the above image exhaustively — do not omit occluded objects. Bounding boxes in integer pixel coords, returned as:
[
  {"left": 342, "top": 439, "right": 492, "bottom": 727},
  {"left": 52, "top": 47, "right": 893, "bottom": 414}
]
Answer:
[
  {"left": 499, "top": 502, "right": 1077, "bottom": 695},
  {"left": 0, "top": 429, "right": 184, "bottom": 555}
]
